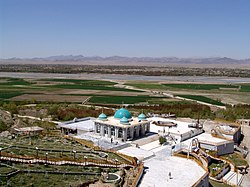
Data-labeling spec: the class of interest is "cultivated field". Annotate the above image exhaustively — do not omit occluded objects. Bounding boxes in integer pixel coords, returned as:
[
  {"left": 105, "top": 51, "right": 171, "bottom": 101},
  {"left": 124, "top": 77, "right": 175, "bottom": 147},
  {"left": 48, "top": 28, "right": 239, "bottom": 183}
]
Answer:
[{"left": 0, "top": 76, "right": 250, "bottom": 106}]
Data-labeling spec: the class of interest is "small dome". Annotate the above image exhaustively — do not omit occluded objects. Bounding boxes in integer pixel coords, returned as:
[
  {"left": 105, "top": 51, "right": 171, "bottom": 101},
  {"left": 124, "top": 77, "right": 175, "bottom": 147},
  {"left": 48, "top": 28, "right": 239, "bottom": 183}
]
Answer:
[
  {"left": 138, "top": 113, "right": 147, "bottom": 121},
  {"left": 98, "top": 113, "right": 107, "bottom": 121},
  {"left": 114, "top": 108, "right": 132, "bottom": 119},
  {"left": 120, "top": 116, "right": 130, "bottom": 125}
]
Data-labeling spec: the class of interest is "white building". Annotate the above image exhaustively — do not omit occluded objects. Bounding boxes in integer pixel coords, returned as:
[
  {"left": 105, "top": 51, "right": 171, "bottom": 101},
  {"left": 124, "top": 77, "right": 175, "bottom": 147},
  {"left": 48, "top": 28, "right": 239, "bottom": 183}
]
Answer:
[{"left": 94, "top": 108, "right": 150, "bottom": 141}]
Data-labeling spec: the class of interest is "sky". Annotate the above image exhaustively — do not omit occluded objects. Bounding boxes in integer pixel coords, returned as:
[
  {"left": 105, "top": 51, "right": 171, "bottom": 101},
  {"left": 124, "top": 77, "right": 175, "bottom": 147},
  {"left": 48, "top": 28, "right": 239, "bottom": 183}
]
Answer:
[{"left": 0, "top": 0, "right": 250, "bottom": 59}]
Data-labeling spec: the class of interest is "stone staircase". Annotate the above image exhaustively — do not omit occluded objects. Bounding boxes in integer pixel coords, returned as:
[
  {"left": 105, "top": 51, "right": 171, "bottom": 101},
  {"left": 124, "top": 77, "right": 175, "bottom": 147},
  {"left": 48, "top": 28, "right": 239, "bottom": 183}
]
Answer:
[{"left": 222, "top": 171, "right": 244, "bottom": 186}]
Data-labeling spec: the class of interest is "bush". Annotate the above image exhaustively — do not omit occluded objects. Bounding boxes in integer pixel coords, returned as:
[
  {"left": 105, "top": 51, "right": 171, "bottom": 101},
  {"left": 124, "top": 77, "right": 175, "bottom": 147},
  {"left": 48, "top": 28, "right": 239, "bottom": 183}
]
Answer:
[
  {"left": 159, "top": 136, "right": 166, "bottom": 145},
  {"left": 0, "top": 120, "right": 8, "bottom": 132}
]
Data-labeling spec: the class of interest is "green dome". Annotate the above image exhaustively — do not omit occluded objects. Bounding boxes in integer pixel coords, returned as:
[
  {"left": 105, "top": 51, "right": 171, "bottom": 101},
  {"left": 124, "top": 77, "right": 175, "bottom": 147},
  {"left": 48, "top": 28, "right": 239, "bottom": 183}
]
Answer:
[
  {"left": 138, "top": 113, "right": 147, "bottom": 120},
  {"left": 98, "top": 113, "right": 107, "bottom": 120},
  {"left": 114, "top": 108, "right": 132, "bottom": 119},
  {"left": 120, "top": 116, "right": 130, "bottom": 125}
]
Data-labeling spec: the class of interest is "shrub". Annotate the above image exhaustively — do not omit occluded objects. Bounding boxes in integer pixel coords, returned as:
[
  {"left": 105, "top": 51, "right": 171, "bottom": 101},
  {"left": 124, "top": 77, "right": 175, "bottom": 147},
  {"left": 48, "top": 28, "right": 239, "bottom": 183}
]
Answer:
[{"left": 159, "top": 136, "right": 166, "bottom": 145}]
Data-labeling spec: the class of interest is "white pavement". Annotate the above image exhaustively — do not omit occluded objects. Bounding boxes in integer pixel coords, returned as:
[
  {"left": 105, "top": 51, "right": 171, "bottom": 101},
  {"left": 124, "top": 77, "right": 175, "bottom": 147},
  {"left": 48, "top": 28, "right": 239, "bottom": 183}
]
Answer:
[{"left": 140, "top": 155, "right": 207, "bottom": 187}]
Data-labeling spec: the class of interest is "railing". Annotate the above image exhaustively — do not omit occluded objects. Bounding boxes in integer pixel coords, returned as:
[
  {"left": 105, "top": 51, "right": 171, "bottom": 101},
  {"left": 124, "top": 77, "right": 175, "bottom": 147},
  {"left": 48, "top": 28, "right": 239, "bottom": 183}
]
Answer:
[{"left": 131, "top": 162, "right": 144, "bottom": 187}]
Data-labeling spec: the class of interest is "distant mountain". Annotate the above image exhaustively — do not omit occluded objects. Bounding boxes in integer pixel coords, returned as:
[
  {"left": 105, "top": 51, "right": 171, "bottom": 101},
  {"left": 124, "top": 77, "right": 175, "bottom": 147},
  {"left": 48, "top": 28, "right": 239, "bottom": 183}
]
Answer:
[{"left": 1, "top": 55, "right": 250, "bottom": 66}]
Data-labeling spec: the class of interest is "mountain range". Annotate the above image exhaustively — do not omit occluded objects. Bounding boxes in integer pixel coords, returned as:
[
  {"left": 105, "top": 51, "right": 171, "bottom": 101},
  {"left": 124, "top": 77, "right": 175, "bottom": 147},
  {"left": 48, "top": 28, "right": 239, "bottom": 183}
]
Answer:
[{"left": 1, "top": 55, "right": 250, "bottom": 67}]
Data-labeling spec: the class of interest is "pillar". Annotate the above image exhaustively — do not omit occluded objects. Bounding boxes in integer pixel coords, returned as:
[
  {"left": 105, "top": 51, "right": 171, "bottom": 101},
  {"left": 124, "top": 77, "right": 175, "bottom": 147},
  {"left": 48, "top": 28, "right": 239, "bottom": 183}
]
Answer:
[
  {"left": 141, "top": 124, "right": 146, "bottom": 136},
  {"left": 108, "top": 126, "right": 111, "bottom": 138},
  {"left": 94, "top": 123, "right": 98, "bottom": 133},
  {"left": 136, "top": 126, "right": 140, "bottom": 137},
  {"left": 130, "top": 127, "right": 134, "bottom": 140},
  {"left": 100, "top": 125, "right": 105, "bottom": 136},
  {"left": 122, "top": 128, "right": 127, "bottom": 141},
  {"left": 115, "top": 127, "right": 119, "bottom": 139},
  {"left": 146, "top": 123, "right": 150, "bottom": 132}
]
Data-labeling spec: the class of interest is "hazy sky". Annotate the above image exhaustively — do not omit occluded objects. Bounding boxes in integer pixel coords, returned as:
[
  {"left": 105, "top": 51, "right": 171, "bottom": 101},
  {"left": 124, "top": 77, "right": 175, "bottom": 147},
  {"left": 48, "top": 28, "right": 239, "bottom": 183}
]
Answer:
[{"left": 1, "top": 0, "right": 250, "bottom": 59}]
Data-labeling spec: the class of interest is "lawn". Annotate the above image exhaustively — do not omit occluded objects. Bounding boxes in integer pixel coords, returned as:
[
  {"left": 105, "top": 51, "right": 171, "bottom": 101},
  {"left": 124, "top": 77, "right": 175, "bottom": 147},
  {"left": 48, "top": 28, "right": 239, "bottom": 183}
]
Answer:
[
  {"left": 221, "top": 152, "right": 248, "bottom": 167},
  {"left": 88, "top": 95, "right": 161, "bottom": 104},
  {"left": 177, "top": 95, "right": 225, "bottom": 106},
  {"left": 0, "top": 172, "right": 99, "bottom": 187}
]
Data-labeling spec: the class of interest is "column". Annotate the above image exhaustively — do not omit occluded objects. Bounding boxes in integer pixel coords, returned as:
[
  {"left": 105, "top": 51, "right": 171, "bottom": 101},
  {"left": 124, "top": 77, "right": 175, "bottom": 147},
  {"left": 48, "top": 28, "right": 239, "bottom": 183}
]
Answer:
[
  {"left": 100, "top": 125, "right": 105, "bottom": 136},
  {"left": 136, "top": 126, "right": 140, "bottom": 137},
  {"left": 94, "top": 123, "right": 98, "bottom": 133},
  {"left": 141, "top": 124, "right": 146, "bottom": 136},
  {"left": 122, "top": 128, "right": 127, "bottom": 141},
  {"left": 108, "top": 126, "right": 111, "bottom": 138},
  {"left": 115, "top": 127, "right": 119, "bottom": 139},
  {"left": 147, "top": 123, "right": 150, "bottom": 132},
  {"left": 130, "top": 127, "right": 134, "bottom": 140}
]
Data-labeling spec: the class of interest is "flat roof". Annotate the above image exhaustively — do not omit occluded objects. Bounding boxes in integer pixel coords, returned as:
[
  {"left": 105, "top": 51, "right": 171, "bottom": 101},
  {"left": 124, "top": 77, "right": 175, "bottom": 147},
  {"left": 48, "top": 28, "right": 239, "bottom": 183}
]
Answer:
[
  {"left": 181, "top": 133, "right": 230, "bottom": 148},
  {"left": 95, "top": 116, "right": 149, "bottom": 127},
  {"left": 58, "top": 117, "right": 95, "bottom": 131},
  {"left": 197, "top": 133, "right": 229, "bottom": 144},
  {"left": 141, "top": 156, "right": 207, "bottom": 187},
  {"left": 148, "top": 117, "right": 197, "bottom": 135}
]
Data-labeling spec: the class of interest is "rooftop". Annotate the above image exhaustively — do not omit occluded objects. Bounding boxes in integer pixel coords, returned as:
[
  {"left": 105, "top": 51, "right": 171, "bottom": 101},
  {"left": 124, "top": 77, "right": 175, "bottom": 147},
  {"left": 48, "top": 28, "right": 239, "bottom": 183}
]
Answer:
[
  {"left": 148, "top": 117, "right": 197, "bottom": 135},
  {"left": 58, "top": 117, "right": 95, "bottom": 131},
  {"left": 95, "top": 116, "right": 149, "bottom": 127}
]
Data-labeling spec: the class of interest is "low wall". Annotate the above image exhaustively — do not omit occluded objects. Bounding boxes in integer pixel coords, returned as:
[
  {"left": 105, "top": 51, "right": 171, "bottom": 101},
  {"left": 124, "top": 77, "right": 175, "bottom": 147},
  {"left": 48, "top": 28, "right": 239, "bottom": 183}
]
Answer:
[{"left": 131, "top": 163, "right": 144, "bottom": 187}]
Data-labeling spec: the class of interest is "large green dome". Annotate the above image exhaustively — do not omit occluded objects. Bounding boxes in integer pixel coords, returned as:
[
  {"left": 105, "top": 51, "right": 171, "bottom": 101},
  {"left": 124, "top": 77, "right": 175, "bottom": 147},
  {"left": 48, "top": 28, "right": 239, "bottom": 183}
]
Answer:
[{"left": 114, "top": 108, "right": 132, "bottom": 119}]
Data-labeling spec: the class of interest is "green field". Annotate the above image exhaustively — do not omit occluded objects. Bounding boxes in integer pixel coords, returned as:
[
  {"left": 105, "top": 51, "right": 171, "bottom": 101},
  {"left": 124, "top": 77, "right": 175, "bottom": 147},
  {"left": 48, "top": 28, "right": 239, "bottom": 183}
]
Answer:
[
  {"left": 164, "top": 84, "right": 239, "bottom": 90},
  {"left": 89, "top": 95, "right": 161, "bottom": 104},
  {"left": 0, "top": 91, "right": 23, "bottom": 100},
  {"left": 177, "top": 95, "right": 225, "bottom": 106},
  {"left": 127, "top": 82, "right": 250, "bottom": 92},
  {"left": 125, "top": 83, "right": 166, "bottom": 90},
  {"left": 0, "top": 78, "right": 32, "bottom": 86},
  {"left": 43, "top": 79, "right": 140, "bottom": 92},
  {"left": 240, "top": 84, "right": 250, "bottom": 92},
  {"left": 48, "top": 84, "right": 139, "bottom": 92},
  {"left": 40, "top": 79, "right": 116, "bottom": 85},
  {"left": 0, "top": 78, "right": 144, "bottom": 101}
]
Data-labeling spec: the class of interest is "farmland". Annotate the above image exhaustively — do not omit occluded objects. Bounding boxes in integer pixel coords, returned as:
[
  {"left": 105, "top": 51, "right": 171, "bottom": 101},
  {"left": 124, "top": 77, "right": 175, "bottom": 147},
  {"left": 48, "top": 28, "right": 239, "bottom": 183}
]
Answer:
[
  {"left": 88, "top": 95, "right": 164, "bottom": 104},
  {"left": 176, "top": 95, "right": 225, "bottom": 106},
  {"left": 0, "top": 78, "right": 148, "bottom": 104}
]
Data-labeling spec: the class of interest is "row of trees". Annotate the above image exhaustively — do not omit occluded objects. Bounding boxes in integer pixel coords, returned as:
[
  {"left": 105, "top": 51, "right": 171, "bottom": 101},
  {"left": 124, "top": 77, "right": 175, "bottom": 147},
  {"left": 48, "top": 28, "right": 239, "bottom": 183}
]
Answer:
[{"left": 0, "top": 64, "right": 249, "bottom": 77}]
